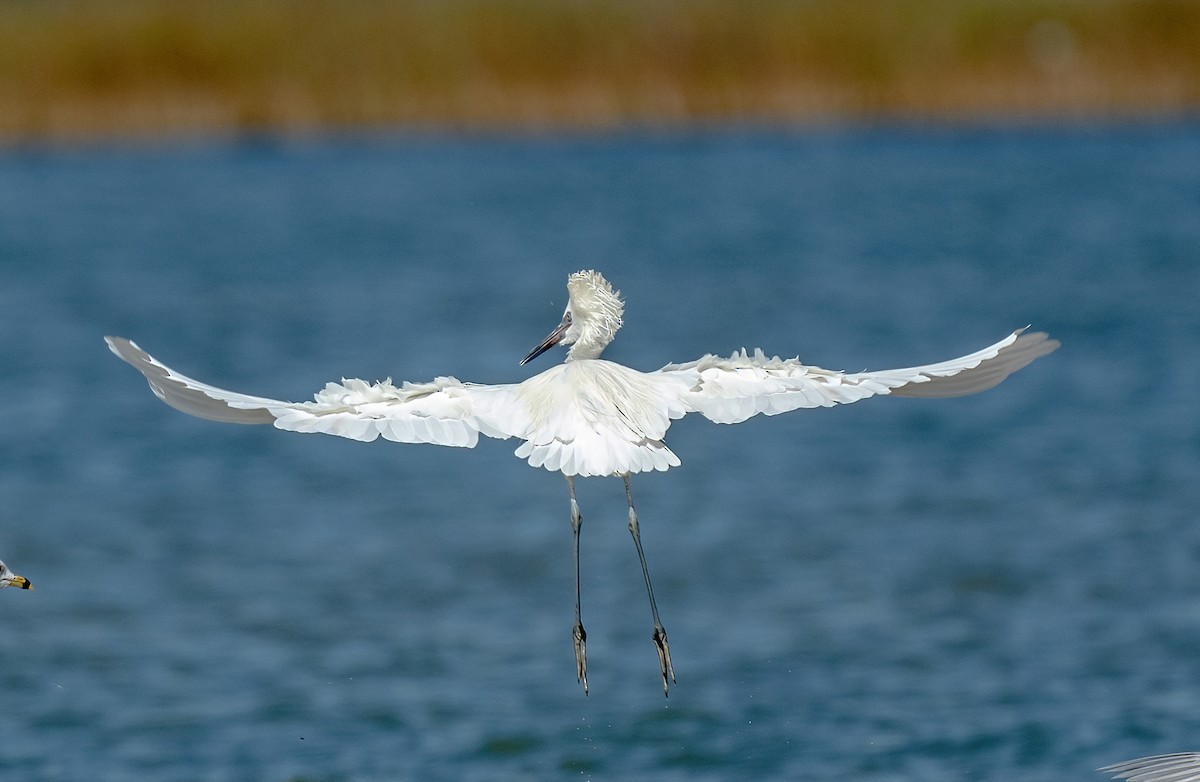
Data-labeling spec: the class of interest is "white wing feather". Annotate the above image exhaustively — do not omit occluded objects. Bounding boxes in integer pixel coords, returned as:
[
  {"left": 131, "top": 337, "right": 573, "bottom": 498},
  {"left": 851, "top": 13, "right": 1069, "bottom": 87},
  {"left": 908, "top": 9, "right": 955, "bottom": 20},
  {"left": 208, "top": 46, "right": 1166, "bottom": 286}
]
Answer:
[
  {"left": 1100, "top": 753, "right": 1200, "bottom": 782},
  {"left": 105, "top": 337, "right": 528, "bottom": 447},
  {"left": 656, "top": 329, "right": 1059, "bottom": 424},
  {"left": 109, "top": 328, "right": 1056, "bottom": 476}
]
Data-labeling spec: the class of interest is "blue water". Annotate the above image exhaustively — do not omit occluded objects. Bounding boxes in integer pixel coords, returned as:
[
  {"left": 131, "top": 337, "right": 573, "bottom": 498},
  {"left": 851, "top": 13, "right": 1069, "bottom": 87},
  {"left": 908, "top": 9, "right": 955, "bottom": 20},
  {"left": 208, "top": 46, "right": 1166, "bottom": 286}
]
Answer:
[{"left": 1, "top": 123, "right": 1198, "bottom": 781}]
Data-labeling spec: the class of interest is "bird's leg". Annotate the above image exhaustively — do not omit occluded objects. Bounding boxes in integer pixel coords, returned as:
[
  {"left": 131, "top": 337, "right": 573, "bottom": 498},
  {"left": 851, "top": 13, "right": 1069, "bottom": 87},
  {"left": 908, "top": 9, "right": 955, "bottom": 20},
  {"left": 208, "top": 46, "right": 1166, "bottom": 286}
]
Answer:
[
  {"left": 566, "top": 475, "right": 588, "bottom": 694},
  {"left": 623, "top": 474, "right": 675, "bottom": 697}
]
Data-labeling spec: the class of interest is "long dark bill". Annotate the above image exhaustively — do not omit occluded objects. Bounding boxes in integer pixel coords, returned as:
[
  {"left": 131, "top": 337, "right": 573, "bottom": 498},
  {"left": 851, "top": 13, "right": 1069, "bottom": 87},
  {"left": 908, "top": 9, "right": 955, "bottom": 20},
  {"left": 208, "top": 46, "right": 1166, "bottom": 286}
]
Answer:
[{"left": 520, "top": 317, "right": 570, "bottom": 366}]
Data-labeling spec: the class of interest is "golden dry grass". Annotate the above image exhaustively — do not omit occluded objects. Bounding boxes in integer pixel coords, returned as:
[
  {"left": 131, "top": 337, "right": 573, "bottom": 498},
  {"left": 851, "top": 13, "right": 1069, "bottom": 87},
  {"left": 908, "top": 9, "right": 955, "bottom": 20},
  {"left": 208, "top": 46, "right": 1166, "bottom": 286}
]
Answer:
[{"left": 1, "top": 0, "right": 1198, "bottom": 142}]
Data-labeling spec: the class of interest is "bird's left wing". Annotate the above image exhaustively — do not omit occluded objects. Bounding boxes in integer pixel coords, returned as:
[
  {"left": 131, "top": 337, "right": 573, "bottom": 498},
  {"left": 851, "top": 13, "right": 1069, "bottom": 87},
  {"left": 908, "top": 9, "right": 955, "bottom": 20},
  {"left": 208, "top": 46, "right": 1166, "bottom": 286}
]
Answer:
[
  {"left": 106, "top": 337, "right": 529, "bottom": 446},
  {"left": 653, "top": 329, "right": 1058, "bottom": 425},
  {"left": 1099, "top": 754, "right": 1200, "bottom": 782}
]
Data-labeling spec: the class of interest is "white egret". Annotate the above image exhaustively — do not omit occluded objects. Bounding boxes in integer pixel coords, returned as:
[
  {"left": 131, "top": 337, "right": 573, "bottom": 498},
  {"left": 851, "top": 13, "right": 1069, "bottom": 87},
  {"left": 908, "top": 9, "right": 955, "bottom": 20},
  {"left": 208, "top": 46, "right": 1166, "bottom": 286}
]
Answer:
[
  {"left": 0, "top": 559, "right": 31, "bottom": 590},
  {"left": 107, "top": 269, "right": 1058, "bottom": 695},
  {"left": 1100, "top": 753, "right": 1200, "bottom": 781}
]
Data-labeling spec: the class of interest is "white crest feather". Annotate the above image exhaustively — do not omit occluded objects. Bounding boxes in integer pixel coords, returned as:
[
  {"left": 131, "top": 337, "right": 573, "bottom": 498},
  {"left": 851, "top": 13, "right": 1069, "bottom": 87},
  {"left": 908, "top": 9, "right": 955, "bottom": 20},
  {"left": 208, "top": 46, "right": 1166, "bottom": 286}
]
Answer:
[{"left": 564, "top": 270, "right": 624, "bottom": 360}]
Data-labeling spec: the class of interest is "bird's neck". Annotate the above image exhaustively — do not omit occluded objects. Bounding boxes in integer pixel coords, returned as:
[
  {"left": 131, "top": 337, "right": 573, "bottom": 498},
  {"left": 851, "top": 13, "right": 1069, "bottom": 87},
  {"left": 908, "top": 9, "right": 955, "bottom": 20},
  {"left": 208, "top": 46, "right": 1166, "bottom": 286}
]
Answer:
[{"left": 566, "top": 340, "right": 608, "bottom": 361}]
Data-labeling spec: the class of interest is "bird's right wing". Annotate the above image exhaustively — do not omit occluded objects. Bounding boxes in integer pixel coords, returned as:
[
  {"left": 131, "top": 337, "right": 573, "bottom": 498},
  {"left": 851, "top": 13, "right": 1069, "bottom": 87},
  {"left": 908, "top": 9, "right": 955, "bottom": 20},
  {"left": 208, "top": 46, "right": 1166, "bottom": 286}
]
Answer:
[
  {"left": 1099, "top": 753, "right": 1200, "bottom": 782},
  {"left": 654, "top": 329, "right": 1058, "bottom": 425},
  {"left": 106, "top": 337, "right": 530, "bottom": 446}
]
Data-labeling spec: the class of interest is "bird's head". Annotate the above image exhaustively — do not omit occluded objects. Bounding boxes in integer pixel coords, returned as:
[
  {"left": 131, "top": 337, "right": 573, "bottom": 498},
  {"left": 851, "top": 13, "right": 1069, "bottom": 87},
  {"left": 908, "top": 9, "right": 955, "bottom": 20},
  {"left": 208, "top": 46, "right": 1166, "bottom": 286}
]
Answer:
[
  {"left": 521, "top": 270, "right": 624, "bottom": 365},
  {"left": 0, "top": 560, "right": 31, "bottom": 590}
]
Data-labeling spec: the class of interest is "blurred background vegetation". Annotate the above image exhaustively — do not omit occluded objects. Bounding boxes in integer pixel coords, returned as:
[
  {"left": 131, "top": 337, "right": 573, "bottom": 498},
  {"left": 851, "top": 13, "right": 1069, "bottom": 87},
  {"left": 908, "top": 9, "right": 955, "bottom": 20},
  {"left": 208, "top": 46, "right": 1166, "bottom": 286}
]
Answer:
[{"left": 1, "top": 0, "right": 1197, "bottom": 142}]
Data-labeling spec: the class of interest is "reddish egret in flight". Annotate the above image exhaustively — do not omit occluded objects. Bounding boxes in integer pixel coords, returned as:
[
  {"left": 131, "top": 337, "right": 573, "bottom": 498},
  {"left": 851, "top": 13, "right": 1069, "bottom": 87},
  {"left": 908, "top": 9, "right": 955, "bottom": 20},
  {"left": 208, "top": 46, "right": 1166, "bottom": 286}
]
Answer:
[{"left": 107, "top": 270, "right": 1058, "bottom": 695}]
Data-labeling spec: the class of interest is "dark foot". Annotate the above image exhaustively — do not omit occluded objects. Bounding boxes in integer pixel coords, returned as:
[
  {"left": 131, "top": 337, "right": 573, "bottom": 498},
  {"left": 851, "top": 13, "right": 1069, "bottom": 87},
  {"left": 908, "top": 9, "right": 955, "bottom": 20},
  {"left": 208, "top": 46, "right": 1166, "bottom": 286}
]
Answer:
[
  {"left": 652, "top": 625, "right": 675, "bottom": 697},
  {"left": 573, "top": 622, "right": 589, "bottom": 695}
]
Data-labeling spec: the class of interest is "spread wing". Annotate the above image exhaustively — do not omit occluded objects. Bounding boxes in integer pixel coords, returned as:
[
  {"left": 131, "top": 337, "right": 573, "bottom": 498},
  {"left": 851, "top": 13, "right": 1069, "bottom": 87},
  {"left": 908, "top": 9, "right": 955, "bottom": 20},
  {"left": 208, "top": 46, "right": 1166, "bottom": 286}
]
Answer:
[
  {"left": 1099, "top": 754, "right": 1200, "bottom": 782},
  {"left": 655, "top": 329, "right": 1058, "bottom": 424},
  {"left": 105, "top": 337, "right": 529, "bottom": 446}
]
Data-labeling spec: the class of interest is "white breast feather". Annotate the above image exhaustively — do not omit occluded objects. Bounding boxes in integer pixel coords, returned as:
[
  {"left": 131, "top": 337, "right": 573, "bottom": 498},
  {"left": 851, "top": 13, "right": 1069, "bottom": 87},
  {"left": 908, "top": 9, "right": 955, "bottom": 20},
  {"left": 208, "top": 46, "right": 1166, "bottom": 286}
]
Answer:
[{"left": 513, "top": 361, "right": 688, "bottom": 477}]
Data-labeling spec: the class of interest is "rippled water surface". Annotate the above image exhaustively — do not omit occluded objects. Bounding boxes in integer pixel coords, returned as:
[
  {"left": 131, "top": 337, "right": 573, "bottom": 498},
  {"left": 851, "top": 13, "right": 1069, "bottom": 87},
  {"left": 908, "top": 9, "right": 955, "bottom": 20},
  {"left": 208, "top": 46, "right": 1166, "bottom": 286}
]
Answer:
[{"left": 1, "top": 124, "right": 1199, "bottom": 780}]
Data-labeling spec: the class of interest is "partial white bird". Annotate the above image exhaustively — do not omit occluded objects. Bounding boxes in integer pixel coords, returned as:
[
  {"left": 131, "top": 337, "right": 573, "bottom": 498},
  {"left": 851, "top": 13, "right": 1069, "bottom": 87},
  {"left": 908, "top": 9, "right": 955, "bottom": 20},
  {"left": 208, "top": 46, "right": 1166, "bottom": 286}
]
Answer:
[
  {"left": 107, "top": 269, "right": 1058, "bottom": 695},
  {"left": 1100, "top": 753, "right": 1200, "bottom": 782},
  {"left": 0, "top": 558, "right": 31, "bottom": 590}
]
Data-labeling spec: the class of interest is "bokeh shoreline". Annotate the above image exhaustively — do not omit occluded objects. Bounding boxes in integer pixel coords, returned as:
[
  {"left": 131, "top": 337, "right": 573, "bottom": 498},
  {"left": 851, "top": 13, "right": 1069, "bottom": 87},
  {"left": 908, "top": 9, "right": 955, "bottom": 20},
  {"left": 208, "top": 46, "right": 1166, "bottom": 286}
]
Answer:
[{"left": 3, "top": 0, "right": 1197, "bottom": 145}]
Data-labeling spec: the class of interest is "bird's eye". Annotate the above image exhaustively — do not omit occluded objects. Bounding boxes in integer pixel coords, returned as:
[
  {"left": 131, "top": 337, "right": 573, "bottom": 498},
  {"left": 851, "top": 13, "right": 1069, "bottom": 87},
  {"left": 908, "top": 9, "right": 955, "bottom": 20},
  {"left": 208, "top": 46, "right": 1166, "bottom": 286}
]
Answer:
[{"left": 564, "top": 312, "right": 572, "bottom": 324}]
